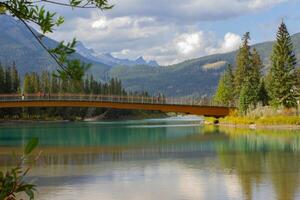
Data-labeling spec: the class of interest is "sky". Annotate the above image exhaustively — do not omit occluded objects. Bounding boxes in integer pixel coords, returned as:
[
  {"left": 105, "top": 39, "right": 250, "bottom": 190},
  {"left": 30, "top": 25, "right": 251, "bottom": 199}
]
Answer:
[{"left": 48, "top": 0, "right": 300, "bottom": 65}]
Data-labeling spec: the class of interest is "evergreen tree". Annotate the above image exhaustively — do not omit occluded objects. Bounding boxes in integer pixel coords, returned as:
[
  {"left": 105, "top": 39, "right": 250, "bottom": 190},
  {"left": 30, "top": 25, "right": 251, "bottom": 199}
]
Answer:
[
  {"left": 31, "top": 73, "right": 40, "bottom": 93},
  {"left": 239, "top": 84, "right": 252, "bottom": 115},
  {"left": 233, "top": 33, "right": 265, "bottom": 113},
  {"left": 295, "top": 67, "right": 300, "bottom": 100},
  {"left": 51, "top": 75, "right": 60, "bottom": 93},
  {"left": 238, "top": 75, "right": 260, "bottom": 114},
  {"left": 4, "top": 67, "right": 12, "bottom": 93},
  {"left": 110, "top": 78, "right": 116, "bottom": 94},
  {"left": 258, "top": 79, "right": 269, "bottom": 106},
  {"left": 11, "top": 62, "right": 20, "bottom": 93},
  {"left": 0, "top": 65, "right": 4, "bottom": 94},
  {"left": 251, "top": 48, "right": 263, "bottom": 100},
  {"left": 267, "top": 21, "right": 297, "bottom": 108},
  {"left": 84, "top": 76, "right": 90, "bottom": 94},
  {"left": 23, "top": 73, "right": 33, "bottom": 93},
  {"left": 60, "top": 78, "right": 69, "bottom": 93},
  {"left": 214, "top": 64, "right": 235, "bottom": 106},
  {"left": 41, "top": 71, "right": 51, "bottom": 93},
  {"left": 234, "top": 32, "right": 252, "bottom": 98},
  {"left": 241, "top": 48, "right": 263, "bottom": 109}
]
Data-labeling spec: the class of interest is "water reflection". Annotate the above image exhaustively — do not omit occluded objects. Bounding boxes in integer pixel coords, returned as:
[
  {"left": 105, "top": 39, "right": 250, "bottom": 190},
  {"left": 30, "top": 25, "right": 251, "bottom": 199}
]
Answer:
[
  {"left": 0, "top": 120, "right": 204, "bottom": 147},
  {"left": 1, "top": 120, "right": 300, "bottom": 199},
  {"left": 218, "top": 127, "right": 300, "bottom": 200}
]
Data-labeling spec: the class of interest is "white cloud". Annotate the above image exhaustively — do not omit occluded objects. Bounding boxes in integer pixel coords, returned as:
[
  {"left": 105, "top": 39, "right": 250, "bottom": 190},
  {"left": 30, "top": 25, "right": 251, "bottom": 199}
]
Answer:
[
  {"left": 51, "top": 13, "right": 242, "bottom": 65},
  {"left": 48, "top": 0, "right": 287, "bottom": 65},
  {"left": 208, "top": 32, "right": 242, "bottom": 54},
  {"left": 108, "top": 0, "right": 287, "bottom": 21},
  {"left": 155, "top": 31, "right": 241, "bottom": 65},
  {"left": 92, "top": 17, "right": 108, "bottom": 29},
  {"left": 249, "top": 0, "right": 287, "bottom": 9},
  {"left": 176, "top": 33, "right": 203, "bottom": 54},
  {"left": 112, "top": 49, "right": 131, "bottom": 57}
]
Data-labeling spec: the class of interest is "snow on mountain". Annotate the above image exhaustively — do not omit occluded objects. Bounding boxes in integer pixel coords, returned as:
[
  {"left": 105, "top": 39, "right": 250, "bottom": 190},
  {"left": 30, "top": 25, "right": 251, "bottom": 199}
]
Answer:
[{"left": 76, "top": 42, "right": 159, "bottom": 67}]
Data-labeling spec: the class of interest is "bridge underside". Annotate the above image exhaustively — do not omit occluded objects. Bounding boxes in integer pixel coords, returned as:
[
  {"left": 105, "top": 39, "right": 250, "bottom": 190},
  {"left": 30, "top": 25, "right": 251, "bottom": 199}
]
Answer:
[{"left": 0, "top": 101, "right": 231, "bottom": 117}]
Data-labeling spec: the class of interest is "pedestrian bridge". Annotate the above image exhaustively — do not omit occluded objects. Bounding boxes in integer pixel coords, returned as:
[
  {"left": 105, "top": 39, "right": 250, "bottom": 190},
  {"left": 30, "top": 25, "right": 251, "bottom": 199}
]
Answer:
[{"left": 0, "top": 94, "right": 234, "bottom": 117}]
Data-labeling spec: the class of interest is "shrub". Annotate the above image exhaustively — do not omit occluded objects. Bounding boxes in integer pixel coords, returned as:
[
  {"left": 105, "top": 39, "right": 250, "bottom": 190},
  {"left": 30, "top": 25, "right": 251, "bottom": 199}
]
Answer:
[{"left": 0, "top": 138, "right": 39, "bottom": 200}]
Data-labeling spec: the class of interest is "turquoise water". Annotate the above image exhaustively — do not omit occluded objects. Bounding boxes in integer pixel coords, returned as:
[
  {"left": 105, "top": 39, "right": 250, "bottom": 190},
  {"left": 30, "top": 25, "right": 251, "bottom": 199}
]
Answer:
[{"left": 1, "top": 117, "right": 300, "bottom": 200}]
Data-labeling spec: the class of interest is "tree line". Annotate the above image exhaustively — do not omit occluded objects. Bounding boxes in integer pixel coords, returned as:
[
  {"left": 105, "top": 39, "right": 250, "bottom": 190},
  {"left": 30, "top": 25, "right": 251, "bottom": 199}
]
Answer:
[
  {"left": 214, "top": 21, "right": 299, "bottom": 114},
  {"left": 22, "top": 71, "right": 127, "bottom": 96},
  {"left": 0, "top": 62, "right": 20, "bottom": 94},
  {"left": 0, "top": 64, "right": 154, "bottom": 120}
]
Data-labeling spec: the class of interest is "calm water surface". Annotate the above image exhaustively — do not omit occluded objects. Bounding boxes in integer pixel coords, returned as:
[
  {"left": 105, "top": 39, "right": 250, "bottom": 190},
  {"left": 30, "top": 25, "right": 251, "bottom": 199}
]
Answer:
[{"left": 1, "top": 117, "right": 300, "bottom": 200}]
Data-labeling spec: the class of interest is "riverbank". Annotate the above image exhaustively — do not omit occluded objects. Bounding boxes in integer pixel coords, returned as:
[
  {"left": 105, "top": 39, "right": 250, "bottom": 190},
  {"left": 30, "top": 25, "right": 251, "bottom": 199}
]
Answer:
[
  {"left": 0, "top": 110, "right": 168, "bottom": 124},
  {"left": 85, "top": 111, "right": 168, "bottom": 121},
  {"left": 205, "top": 115, "right": 300, "bottom": 130},
  {"left": 0, "top": 119, "right": 70, "bottom": 124}
]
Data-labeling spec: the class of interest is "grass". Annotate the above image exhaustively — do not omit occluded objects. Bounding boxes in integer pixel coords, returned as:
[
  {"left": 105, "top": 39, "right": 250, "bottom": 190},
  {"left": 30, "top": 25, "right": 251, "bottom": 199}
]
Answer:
[
  {"left": 205, "top": 106, "right": 300, "bottom": 126},
  {"left": 217, "top": 115, "right": 300, "bottom": 125}
]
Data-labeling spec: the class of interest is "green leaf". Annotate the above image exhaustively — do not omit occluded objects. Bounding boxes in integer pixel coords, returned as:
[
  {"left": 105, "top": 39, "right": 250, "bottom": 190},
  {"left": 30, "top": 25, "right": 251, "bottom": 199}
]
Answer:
[
  {"left": 25, "top": 188, "right": 34, "bottom": 200},
  {"left": 24, "top": 138, "right": 39, "bottom": 155}
]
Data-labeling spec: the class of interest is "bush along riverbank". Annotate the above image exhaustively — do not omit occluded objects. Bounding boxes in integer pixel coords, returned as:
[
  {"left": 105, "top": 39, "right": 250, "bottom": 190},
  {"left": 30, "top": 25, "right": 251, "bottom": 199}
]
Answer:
[{"left": 205, "top": 106, "right": 300, "bottom": 129}]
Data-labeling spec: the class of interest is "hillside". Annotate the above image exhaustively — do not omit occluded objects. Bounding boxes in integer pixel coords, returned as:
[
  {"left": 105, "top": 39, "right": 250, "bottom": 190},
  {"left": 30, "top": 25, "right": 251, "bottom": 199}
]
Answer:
[
  {"left": 0, "top": 15, "right": 111, "bottom": 79},
  {"left": 1, "top": 15, "right": 300, "bottom": 97},
  {"left": 110, "top": 34, "right": 300, "bottom": 97}
]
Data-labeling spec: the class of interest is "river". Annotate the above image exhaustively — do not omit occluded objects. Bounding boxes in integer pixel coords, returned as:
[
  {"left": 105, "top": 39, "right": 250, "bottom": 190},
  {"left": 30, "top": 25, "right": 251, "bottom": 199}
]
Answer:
[{"left": 0, "top": 117, "right": 300, "bottom": 200}]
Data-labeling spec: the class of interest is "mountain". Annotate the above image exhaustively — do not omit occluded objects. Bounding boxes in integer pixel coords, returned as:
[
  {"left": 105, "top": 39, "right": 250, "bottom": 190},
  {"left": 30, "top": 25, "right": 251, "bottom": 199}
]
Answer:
[
  {"left": 109, "top": 34, "right": 300, "bottom": 97},
  {"left": 1, "top": 15, "right": 300, "bottom": 97},
  {"left": 75, "top": 41, "right": 159, "bottom": 67},
  {"left": 0, "top": 15, "right": 111, "bottom": 79}
]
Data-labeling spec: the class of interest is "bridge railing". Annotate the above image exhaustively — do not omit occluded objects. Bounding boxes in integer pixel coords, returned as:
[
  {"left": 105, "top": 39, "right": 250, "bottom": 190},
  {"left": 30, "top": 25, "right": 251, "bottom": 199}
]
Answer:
[{"left": 0, "top": 93, "right": 235, "bottom": 107}]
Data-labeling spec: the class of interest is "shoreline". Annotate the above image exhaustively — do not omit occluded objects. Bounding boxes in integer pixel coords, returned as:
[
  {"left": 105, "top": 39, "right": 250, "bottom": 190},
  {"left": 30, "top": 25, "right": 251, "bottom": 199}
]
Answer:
[
  {"left": 0, "top": 119, "right": 70, "bottom": 124},
  {"left": 204, "top": 121, "right": 300, "bottom": 130},
  {"left": 0, "top": 114, "right": 168, "bottom": 125}
]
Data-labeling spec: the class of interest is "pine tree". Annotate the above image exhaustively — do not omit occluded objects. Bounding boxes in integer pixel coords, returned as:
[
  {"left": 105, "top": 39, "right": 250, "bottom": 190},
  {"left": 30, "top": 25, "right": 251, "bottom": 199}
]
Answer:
[
  {"left": 267, "top": 21, "right": 297, "bottom": 108},
  {"left": 239, "top": 84, "right": 252, "bottom": 115},
  {"left": 23, "top": 73, "right": 32, "bottom": 93},
  {"left": 234, "top": 32, "right": 252, "bottom": 98},
  {"left": 241, "top": 48, "right": 263, "bottom": 109},
  {"left": 239, "top": 65, "right": 260, "bottom": 114},
  {"left": 60, "top": 78, "right": 69, "bottom": 93},
  {"left": 51, "top": 75, "right": 60, "bottom": 94},
  {"left": 233, "top": 33, "right": 265, "bottom": 113},
  {"left": 84, "top": 76, "right": 90, "bottom": 94},
  {"left": 11, "top": 62, "right": 20, "bottom": 93},
  {"left": 258, "top": 79, "right": 269, "bottom": 106},
  {"left": 214, "top": 64, "right": 235, "bottom": 106},
  {"left": 295, "top": 67, "right": 300, "bottom": 99},
  {"left": 4, "top": 67, "right": 12, "bottom": 93},
  {"left": 31, "top": 73, "right": 40, "bottom": 93},
  {"left": 0, "top": 65, "right": 5, "bottom": 94},
  {"left": 251, "top": 48, "right": 263, "bottom": 100},
  {"left": 110, "top": 78, "right": 116, "bottom": 94},
  {"left": 41, "top": 71, "right": 51, "bottom": 93}
]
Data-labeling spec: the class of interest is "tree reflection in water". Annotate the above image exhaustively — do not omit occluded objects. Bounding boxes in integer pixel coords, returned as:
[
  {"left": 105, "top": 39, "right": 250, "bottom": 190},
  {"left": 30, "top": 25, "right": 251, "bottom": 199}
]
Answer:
[
  {"left": 217, "top": 127, "right": 300, "bottom": 200},
  {"left": 1, "top": 122, "right": 300, "bottom": 199}
]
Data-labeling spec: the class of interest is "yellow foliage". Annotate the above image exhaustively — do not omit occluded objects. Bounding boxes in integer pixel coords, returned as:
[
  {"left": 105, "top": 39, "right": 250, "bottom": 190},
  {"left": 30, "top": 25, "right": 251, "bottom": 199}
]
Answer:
[{"left": 0, "top": 5, "right": 6, "bottom": 14}]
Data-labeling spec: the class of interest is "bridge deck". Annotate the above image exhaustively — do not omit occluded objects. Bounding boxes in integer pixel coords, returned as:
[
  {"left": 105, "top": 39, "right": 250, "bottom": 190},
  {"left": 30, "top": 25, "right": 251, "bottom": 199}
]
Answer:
[{"left": 0, "top": 94, "right": 234, "bottom": 117}]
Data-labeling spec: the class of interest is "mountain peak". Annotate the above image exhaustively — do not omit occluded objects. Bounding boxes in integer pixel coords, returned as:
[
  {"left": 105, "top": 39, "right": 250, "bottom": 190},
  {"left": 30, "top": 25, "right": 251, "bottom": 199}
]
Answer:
[
  {"left": 148, "top": 60, "right": 159, "bottom": 67},
  {"left": 136, "top": 56, "right": 145, "bottom": 62},
  {"left": 76, "top": 41, "right": 95, "bottom": 54},
  {"left": 104, "top": 53, "right": 114, "bottom": 58}
]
